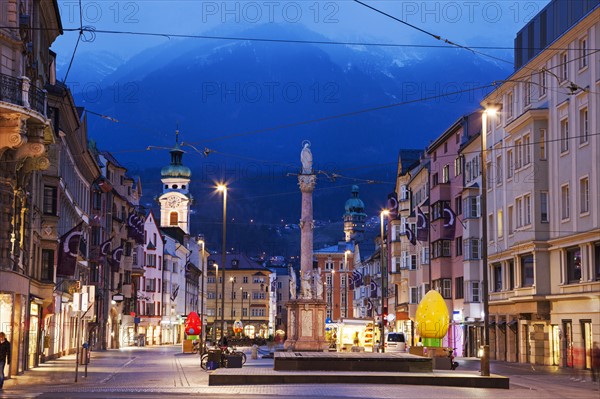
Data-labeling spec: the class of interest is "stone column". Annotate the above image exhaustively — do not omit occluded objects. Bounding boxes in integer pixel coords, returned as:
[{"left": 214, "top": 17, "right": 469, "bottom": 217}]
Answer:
[
  {"left": 285, "top": 143, "right": 328, "bottom": 352},
  {"left": 299, "top": 174, "right": 316, "bottom": 297}
]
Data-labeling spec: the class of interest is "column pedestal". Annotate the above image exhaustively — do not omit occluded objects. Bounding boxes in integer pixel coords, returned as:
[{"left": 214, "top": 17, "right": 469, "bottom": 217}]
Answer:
[{"left": 284, "top": 299, "right": 328, "bottom": 352}]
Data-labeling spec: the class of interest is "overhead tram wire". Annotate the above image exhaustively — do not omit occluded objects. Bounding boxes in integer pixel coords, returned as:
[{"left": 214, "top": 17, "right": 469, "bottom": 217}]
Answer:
[
  {"left": 62, "top": 0, "right": 84, "bottom": 81},
  {"left": 351, "top": 0, "right": 600, "bottom": 80},
  {"left": 1, "top": 25, "right": 595, "bottom": 52},
  {"left": 184, "top": 83, "right": 497, "bottom": 145}
]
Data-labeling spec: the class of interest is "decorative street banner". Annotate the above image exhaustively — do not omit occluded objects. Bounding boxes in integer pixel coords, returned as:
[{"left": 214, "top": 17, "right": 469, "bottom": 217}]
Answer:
[
  {"left": 405, "top": 223, "right": 417, "bottom": 245},
  {"left": 57, "top": 222, "right": 84, "bottom": 276},
  {"left": 370, "top": 280, "right": 378, "bottom": 298},
  {"left": 109, "top": 246, "right": 123, "bottom": 273},
  {"left": 387, "top": 192, "right": 399, "bottom": 220},
  {"left": 416, "top": 207, "right": 428, "bottom": 242},
  {"left": 100, "top": 237, "right": 112, "bottom": 257},
  {"left": 127, "top": 211, "right": 145, "bottom": 244},
  {"left": 443, "top": 203, "right": 457, "bottom": 239}
]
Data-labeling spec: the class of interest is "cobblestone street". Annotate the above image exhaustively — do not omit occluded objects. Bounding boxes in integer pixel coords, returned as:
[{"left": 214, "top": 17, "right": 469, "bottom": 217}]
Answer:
[{"left": 1, "top": 345, "right": 598, "bottom": 399}]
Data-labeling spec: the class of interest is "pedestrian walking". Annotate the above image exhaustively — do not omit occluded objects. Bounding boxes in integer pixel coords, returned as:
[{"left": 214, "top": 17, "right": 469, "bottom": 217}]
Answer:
[
  {"left": 0, "top": 332, "right": 10, "bottom": 390},
  {"left": 592, "top": 342, "right": 600, "bottom": 383}
]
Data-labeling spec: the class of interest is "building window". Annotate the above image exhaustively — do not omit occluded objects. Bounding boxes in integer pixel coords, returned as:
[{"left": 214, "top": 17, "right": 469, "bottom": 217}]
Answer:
[
  {"left": 507, "top": 260, "right": 515, "bottom": 290},
  {"left": 508, "top": 205, "right": 514, "bottom": 235},
  {"left": 566, "top": 247, "right": 581, "bottom": 284},
  {"left": 243, "top": 276, "right": 249, "bottom": 283},
  {"left": 507, "top": 150, "right": 514, "bottom": 179},
  {"left": 454, "top": 157, "right": 462, "bottom": 177},
  {"left": 493, "top": 264, "right": 502, "bottom": 292},
  {"left": 560, "top": 118, "right": 569, "bottom": 153},
  {"left": 432, "top": 173, "right": 439, "bottom": 187},
  {"left": 325, "top": 261, "right": 334, "bottom": 271},
  {"left": 432, "top": 201, "right": 449, "bottom": 221},
  {"left": 145, "top": 278, "right": 156, "bottom": 292},
  {"left": 421, "top": 248, "right": 430, "bottom": 265},
  {"left": 454, "top": 196, "right": 462, "bottom": 215},
  {"left": 524, "top": 194, "right": 531, "bottom": 225},
  {"left": 516, "top": 197, "right": 523, "bottom": 228},
  {"left": 442, "top": 279, "right": 451, "bottom": 299},
  {"left": 523, "top": 135, "right": 531, "bottom": 165},
  {"left": 455, "top": 236, "right": 463, "bottom": 256},
  {"left": 521, "top": 254, "right": 534, "bottom": 287},
  {"left": 464, "top": 239, "right": 480, "bottom": 260},
  {"left": 497, "top": 209, "right": 503, "bottom": 238},
  {"left": 579, "top": 107, "right": 588, "bottom": 144},
  {"left": 515, "top": 139, "right": 523, "bottom": 169},
  {"left": 455, "top": 277, "right": 464, "bottom": 299},
  {"left": 540, "top": 192, "right": 549, "bottom": 223},
  {"left": 507, "top": 91, "right": 514, "bottom": 119},
  {"left": 539, "top": 70, "right": 546, "bottom": 97},
  {"left": 524, "top": 79, "right": 531, "bottom": 106},
  {"left": 540, "top": 129, "right": 547, "bottom": 160},
  {"left": 470, "top": 281, "right": 480, "bottom": 302},
  {"left": 580, "top": 177, "right": 589, "bottom": 214},
  {"left": 579, "top": 37, "right": 588, "bottom": 69},
  {"left": 432, "top": 240, "right": 451, "bottom": 258},
  {"left": 442, "top": 165, "right": 450, "bottom": 183},
  {"left": 560, "top": 52, "right": 568, "bottom": 81},
  {"left": 594, "top": 243, "right": 600, "bottom": 281},
  {"left": 464, "top": 196, "right": 480, "bottom": 219},
  {"left": 410, "top": 287, "right": 419, "bottom": 304},
  {"left": 92, "top": 192, "right": 102, "bottom": 210},
  {"left": 169, "top": 212, "right": 178, "bottom": 226},
  {"left": 41, "top": 249, "right": 54, "bottom": 282},
  {"left": 43, "top": 186, "right": 58, "bottom": 215},
  {"left": 561, "top": 185, "right": 570, "bottom": 220},
  {"left": 496, "top": 155, "right": 503, "bottom": 184}
]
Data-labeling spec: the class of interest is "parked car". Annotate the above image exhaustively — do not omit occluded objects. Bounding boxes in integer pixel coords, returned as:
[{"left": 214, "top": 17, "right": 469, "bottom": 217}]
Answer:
[{"left": 384, "top": 332, "right": 406, "bottom": 352}]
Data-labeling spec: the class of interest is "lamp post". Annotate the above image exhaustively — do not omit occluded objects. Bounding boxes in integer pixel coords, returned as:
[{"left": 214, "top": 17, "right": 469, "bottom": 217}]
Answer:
[
  {"left": 380, "top": 209, "right": 389, "bottom": 353},
  {"left": 480, "top": 107, "right": 495, "bottom": 376},
  {"left": 213, "top": 263, "right": 218, "bottom": 342},
  {"left": 344, "top": 250, "right": 351, "bottom": 319},
  {"left": 217, "top": 184, "right": 227, "bottom": 338},
  {"left": 198, "top": 238, "right": 205, "bottom": 355},
  {"left": 240, "top": 287, "right": 244, "bottom": 326},
  {"left": 230, "top": 277, "right": 235, "bottom": 320}
]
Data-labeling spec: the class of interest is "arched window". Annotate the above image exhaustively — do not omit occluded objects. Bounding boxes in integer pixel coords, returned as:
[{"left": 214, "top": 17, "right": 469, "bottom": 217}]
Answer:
[{"left": 170, "top": 212, "right": 178, "bottom": 226}]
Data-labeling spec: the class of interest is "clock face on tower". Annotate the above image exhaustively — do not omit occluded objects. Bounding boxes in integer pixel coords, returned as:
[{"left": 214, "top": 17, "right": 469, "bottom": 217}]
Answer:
[{"left": 166, "top": 195, "right": 181, "bottom": 208}]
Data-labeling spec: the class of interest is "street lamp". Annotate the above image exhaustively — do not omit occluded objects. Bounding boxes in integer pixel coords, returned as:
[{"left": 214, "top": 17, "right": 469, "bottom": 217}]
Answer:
[
  {"left": 197, "top": 238, "right": 206, "bottom": 355},
  {"left": 240, "top": 286, "right": 244, "bottom": 326},
  {"left": 380, "top": 209, "right": 389, "bottom": 353},
  {"left": 480, "top": 106, "right": 496, "bottom": 376},
  {"left": 344, "top": 250, "right": 351, "bottom": 319},
  {"left": 230, "top": 277, "right": 235, "bottom": 320},
  {"left": 217, "top": 184, "right": 227, "bottom": 338},
  {"left": 213, "top": 263, "right": 218, "bottom": 342}
]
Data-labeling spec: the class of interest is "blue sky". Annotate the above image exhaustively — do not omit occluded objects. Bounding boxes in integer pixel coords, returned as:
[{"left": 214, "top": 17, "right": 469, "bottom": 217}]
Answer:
[{"left": 52, "top": 0, "right": 552, "bottom": 65}]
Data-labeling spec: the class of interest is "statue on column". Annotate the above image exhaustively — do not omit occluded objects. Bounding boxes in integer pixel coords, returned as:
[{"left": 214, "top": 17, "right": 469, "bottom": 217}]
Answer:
[
  {"left": 314, "top": 267, "right": 324, "bottom": 300},
  {"left": 301, "top": 141, "right": 313, "bottom": 175},
  {"left": 289, "top": 265, "right": 297, "bottom": 300},
  {"left": 301, "top": 269, "right": 313, "bottom": 298}
]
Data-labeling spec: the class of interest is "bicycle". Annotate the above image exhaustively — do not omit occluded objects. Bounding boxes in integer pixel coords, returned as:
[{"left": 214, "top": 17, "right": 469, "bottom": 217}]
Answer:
[{"left": 200, "top": 345, "right": 247, "bottom": 370}]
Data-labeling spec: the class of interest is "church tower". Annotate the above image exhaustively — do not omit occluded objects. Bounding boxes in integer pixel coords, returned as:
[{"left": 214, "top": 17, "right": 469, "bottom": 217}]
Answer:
[
  {"left": 343, "top": 185, "right": 367, "bottom": 243},
  {"left": 158, "top": 131, "right": 192, "bottom": 234}
]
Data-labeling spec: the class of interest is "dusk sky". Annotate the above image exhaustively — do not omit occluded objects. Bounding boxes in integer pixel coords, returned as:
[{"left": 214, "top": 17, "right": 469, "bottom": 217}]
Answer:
[{"left": 52, "top": 0, "right": 552, "bottom": 67}]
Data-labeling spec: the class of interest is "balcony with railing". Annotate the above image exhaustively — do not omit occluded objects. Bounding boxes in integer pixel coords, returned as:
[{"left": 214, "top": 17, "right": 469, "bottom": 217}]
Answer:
[{"left": 0, "top": 73, "right": 47, "bottom": 117}]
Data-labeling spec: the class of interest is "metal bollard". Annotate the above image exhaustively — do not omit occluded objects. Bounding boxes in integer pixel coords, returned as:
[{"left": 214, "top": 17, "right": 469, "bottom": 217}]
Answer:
[{"left": 251, "top": 344, "right": 258, "bottom": 359}]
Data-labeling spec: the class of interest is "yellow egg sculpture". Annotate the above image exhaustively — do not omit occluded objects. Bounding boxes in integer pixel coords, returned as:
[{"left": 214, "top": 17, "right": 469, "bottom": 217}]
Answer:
[{"left": 415, "top": 290, "right": 449, "bottom": 339}]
